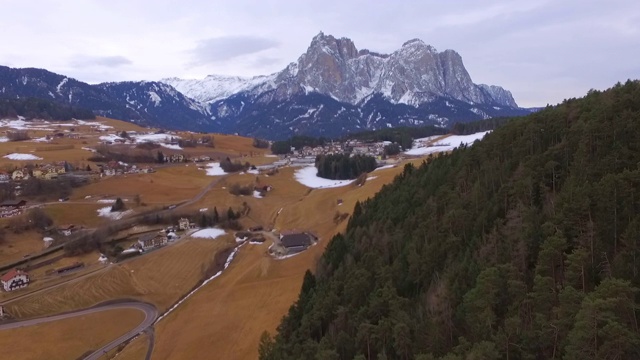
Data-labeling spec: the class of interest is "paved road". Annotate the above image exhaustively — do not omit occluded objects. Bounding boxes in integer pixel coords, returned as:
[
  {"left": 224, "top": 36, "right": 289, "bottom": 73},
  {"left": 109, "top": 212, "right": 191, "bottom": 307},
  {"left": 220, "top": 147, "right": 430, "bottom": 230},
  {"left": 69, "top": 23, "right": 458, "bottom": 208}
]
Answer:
[{"left": 0, "top": 301, "right": 157, "bottom": 360}]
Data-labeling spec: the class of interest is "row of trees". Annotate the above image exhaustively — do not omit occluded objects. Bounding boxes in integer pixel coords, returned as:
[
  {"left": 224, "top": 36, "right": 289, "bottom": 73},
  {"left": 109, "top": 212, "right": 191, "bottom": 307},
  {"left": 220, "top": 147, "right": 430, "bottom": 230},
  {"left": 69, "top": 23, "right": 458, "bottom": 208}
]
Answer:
[
  {"left": 315, "top": 154, "right": 377, "bottom": 180},
  {"left": 260, "top": 80, "right": 640, "bottom": 359},
  {"left": 271, "top": 136, "right": 329, "bottom": 154},
  {"left": 220, "top": 157, "right": 250, "bottom": 173},
  {"left": 253, "top": 138, "right": 270, "bottom": 149}
]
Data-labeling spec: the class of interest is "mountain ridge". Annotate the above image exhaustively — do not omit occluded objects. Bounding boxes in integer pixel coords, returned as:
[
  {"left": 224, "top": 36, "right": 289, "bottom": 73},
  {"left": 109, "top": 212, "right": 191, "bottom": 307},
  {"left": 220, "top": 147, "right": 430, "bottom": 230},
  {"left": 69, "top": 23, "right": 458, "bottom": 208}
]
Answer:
[{"left": 0, "top": 33, "right": 531, "bottom": 139}]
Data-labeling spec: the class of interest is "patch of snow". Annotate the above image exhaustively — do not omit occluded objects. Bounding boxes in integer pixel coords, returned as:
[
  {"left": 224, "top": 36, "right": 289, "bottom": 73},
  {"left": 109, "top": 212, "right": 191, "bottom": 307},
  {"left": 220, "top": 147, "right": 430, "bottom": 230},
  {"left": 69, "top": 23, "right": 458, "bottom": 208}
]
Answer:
[
  {"left": 99, "top": 134, "right": 124, "bottom": 142},
  {"left": 56, "top": 78, "right": 68, "bottom": 94},
  {"left": 265, "top": 154, "right": 278, "bottom": 158},
  {"left": 199, "top": 208, "right": 208, "bottom": 212},
  {"left": 247, "top": 169, "right": 259, "bottom": 175},
  {"left": 97, "top": 206, "right": 132, "bottom": 220},
  {"left": 0, "top": 137, "right": 8, "bottom": 142},
  {"left": 367, "top": 176, "right": 378, "bottom": 181},
  {"left": 253, "top": 190, "right": 263, "bottom": 199},
  {"left": 191, "top": 228, "right": 226, "bottom": 239},
  {"left": 201, "top": 162, "right": 226, "bottom": 176},
  {"left": 374, "top": 164, "right": 396, "bottom": 171},
  {"left": 148, "top": 91, "right": 162, "bottom": 106},
  {"left": 97, "top": 199, "right": 116, "bottom": 203},
  {"left": 294, "top": 166, "right": 354, "bottom": 189},
  {"left": 404, "top": 131, "right": 490, "bottom": 156},
  {"left": 160, "top": 143, "right": 182, "bottom": 150},
  {"left": 81, "top": 147, "right": 96, "bottom": 152},
  {"left": 30, "top": 137, "right": 50, "bottom": 143},
  {"left": 3, "top": 153, "right": 43, "bottom": 160}
]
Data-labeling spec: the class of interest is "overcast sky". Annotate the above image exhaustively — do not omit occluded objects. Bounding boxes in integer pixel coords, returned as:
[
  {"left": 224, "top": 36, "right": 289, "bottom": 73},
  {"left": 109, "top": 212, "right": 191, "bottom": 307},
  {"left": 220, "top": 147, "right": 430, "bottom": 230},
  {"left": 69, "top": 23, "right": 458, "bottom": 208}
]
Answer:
[{"left": 1, "top": 0, "right": 638, "bottom": 107}]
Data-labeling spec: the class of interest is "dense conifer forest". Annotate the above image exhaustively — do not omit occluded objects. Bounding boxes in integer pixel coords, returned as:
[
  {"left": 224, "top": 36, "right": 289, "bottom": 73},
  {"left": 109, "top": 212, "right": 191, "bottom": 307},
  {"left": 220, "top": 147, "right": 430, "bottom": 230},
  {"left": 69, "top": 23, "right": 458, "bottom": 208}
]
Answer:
[
  {"left": 316, "top": 154, "right": 377, "bottom": 180},
  {"left": 259, "top": 81, "right": 640, "bottom": 359},
  {"left": 0, "top": 97, "right": 95, "bottom": 120}
]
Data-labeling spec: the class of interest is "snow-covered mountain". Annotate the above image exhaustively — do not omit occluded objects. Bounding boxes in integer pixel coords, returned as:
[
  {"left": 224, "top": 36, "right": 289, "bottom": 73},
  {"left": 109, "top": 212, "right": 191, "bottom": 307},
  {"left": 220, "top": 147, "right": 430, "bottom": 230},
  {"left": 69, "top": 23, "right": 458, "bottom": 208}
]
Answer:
[
  {"left": 161, "top": 74, "right": 277, "bottom": 104},
  {"left": 163, "top": 32, "right": 519, "bottom": 109},
  {"left": 0, "top": 33, "right": 530, "bottom": 139}
]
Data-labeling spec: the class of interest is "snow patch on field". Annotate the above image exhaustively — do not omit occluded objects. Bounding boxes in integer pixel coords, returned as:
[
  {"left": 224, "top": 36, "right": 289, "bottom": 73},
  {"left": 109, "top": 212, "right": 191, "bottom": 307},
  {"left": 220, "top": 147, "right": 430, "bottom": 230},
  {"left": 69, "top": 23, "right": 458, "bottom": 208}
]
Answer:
[
  {"left": 160, "top": 143, "right": 182, "bottom": 150},
  {"left": 201, "top": 162, "right": 226, "bottom": 176},
  {"left": 0, "top": 137, "right": 8, "bottom": 143},
  {"left": 253, "top": 190, "right": 263, "bottom": 198},
  {"left": 3, "top": 153, "right": 43, "bottom": 160},
  {"left": 373, "top": 164, "right": 395, "bottom": 172},
  {"left": 97, "top": 206, "right": 132, "bottom": 220},
  {"left": 30, "top": 137, "right": 50, "bottom": 142},
  {"left": 405, "top": 131, "right": 490, "bottom": 156},
  {"left": 191, "top": 228, "right": 226, "bottom": 239},
  {"left": 294, "top": 166, "right": 354, "bottom": 189},
  {"left": 97, "top": 199, "right": 116, "bottom": 204}
]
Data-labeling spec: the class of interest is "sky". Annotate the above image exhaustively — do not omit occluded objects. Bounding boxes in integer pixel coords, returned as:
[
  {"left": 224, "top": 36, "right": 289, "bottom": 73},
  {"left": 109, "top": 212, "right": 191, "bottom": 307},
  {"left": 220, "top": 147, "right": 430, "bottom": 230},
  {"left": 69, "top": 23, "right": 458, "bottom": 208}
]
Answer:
[{"left": 1, "top": 0, "right": 638, "bottom": 107}]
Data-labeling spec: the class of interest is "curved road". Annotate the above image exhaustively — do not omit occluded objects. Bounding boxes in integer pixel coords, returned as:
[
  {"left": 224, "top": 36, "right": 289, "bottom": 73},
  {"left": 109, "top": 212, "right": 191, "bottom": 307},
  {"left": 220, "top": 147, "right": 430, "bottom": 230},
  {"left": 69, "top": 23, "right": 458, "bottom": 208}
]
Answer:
[{"left": 0, "top": 302, "right": 157, "bottom": 360}]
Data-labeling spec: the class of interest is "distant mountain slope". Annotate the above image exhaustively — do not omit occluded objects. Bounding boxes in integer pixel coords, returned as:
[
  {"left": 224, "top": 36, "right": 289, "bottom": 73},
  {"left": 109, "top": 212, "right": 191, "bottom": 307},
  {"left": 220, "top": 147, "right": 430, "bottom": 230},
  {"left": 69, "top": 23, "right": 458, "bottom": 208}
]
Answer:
[
  {"left": 260, "top": 80, "right": 640, "bottom": 359},
  {"left": 0, "top": 65, "right": 212, "bottom": 129}
]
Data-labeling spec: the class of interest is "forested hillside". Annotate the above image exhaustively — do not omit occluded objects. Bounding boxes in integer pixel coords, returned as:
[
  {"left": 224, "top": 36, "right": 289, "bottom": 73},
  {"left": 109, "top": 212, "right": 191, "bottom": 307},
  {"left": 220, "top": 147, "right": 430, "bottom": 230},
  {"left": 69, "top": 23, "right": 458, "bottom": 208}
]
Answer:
[
  {"left": 259, "top": 81, "right": 640, "bottom": 360},
  {"left": 0, "top": 98, "right": 94, "bottom": 120}
]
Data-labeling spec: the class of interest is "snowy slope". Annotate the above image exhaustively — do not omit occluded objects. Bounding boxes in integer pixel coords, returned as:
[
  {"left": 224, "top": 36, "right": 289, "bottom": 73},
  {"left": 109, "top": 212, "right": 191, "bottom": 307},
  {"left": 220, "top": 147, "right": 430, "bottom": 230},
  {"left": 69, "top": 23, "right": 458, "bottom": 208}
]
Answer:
[{"left": 161, "top": 74, "right": 277, "bottom": 104}]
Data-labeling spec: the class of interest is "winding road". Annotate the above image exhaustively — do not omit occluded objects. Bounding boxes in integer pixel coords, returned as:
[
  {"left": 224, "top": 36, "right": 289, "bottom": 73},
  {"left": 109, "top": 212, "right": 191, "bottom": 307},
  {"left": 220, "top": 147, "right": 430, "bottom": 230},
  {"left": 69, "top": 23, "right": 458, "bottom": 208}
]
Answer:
[{"left": 0, "top": 301, "right": 157, "bottom": 360}]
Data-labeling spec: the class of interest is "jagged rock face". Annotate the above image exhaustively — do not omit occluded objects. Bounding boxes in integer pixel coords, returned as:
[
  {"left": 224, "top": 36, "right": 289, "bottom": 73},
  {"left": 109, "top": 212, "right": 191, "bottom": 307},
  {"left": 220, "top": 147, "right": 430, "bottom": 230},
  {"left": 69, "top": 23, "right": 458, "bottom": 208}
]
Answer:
[
  {"left": 478, "top": 84, "right": 518, "bottom": 107},
  {"left": 254, "top": 32, "right": 514, "bottom": 107}
]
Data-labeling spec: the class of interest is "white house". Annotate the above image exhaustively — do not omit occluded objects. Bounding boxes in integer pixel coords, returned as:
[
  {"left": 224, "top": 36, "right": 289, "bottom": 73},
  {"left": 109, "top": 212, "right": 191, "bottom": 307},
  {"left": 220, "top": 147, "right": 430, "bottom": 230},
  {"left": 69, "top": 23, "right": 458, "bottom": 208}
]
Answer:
[
  {"left": 1, "top": 269, "right": 29, "bottom": 292},
  {"left": 178, "top": 218, "right": 191, "bottom": 230}
]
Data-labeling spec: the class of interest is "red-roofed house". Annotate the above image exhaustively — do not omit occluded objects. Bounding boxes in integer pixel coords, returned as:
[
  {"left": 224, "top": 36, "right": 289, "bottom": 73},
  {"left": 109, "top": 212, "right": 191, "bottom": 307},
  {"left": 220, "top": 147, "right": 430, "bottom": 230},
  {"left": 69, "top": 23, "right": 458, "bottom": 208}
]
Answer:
[{"left": 1, "top": 269, "right": 29, "bottom": 292}]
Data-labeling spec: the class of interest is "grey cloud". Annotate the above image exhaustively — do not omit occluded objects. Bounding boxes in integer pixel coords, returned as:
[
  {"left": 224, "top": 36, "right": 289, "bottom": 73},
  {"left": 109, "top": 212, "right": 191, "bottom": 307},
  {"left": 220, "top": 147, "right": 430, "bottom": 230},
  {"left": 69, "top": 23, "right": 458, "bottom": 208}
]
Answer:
[
  {"left": 70, "top": 55, "right": 133, "bottom": 68},
  {"left": 190, "top": 36, "right": 279, "bottom": 66}
]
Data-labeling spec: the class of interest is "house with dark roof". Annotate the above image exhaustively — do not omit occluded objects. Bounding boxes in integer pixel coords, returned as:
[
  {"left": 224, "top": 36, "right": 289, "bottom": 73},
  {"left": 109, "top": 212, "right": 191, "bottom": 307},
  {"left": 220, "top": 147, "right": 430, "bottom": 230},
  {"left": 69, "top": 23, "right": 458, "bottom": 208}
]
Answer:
[
  {"left": 1, "top": 269, "right": 29, "bottom": 292},
  {"left": 280, "top": 232, "right": 313, "bottom": 254},
  {"left": 0, "top": 199, "right": 26, "bottom": 209}
]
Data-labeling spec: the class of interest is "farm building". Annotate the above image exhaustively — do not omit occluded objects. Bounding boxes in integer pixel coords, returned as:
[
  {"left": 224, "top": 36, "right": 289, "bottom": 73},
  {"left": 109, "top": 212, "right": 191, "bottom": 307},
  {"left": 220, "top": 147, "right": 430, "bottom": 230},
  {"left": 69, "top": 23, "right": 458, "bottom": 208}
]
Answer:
[
  {"left": 1, "top": 269, "right": 29, "bottom": 292},
  {"left": 0, "top": 199, "right": 26, "bottom": 209},
  {"left": 280, "top": 232, "right": 314, "bottom": 254},
  {"left": 137, "top": 233, "right": 168, "bottom": 250}
]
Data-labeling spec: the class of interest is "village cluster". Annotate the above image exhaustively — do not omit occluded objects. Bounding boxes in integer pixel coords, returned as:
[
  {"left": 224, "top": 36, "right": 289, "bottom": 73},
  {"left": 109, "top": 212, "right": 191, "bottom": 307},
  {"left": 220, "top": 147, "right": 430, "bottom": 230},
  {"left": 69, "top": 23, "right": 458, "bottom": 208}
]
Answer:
[{"left": 288, "top": 139, "right": 393, "bottom": 158}]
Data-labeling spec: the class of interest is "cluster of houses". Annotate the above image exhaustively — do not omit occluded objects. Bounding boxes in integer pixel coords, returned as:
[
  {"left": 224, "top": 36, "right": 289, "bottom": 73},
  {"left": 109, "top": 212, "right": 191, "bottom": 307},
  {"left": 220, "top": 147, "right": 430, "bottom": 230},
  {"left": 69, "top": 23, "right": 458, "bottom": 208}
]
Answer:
[
  {"left": 98, "top": 161, "right": 155, "bottom": 177},
  {"left": 289, "top": 140, "right": 391, "bottom": 158},
  {"left": 130, "top": 218, "right": 193, "bottom": 253},
  {"left": 0, "top": 162, "right": 69, "bottom": 182}
]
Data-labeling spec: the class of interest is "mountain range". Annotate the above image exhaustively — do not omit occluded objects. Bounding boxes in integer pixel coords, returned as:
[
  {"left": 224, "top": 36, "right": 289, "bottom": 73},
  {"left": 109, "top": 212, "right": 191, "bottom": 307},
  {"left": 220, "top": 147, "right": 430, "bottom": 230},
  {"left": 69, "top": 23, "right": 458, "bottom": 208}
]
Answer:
[{"left": 0, "top": 32, "right": 532, "bottom": 139}]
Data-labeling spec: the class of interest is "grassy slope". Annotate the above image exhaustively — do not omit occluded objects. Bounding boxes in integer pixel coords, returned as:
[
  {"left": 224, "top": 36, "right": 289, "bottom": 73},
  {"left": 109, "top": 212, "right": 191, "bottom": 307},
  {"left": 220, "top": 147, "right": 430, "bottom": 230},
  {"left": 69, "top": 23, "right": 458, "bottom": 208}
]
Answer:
[{"left": 0, "top": 308, "right": 143, "bottom": 360}]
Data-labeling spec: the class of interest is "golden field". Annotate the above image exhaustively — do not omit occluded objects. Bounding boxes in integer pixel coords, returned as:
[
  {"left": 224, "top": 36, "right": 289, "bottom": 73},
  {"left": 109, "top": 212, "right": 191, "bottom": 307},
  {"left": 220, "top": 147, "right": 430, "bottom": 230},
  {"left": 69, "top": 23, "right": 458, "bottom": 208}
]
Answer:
[
  {"left": 149, "top": 163, "right": 412, "bottom": 360},
  {"left": 5, "top": 236, "right": 233, "bottom": 318},
  {"left": 0, "top": 308, "right": 143, "bottom": 360}
]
